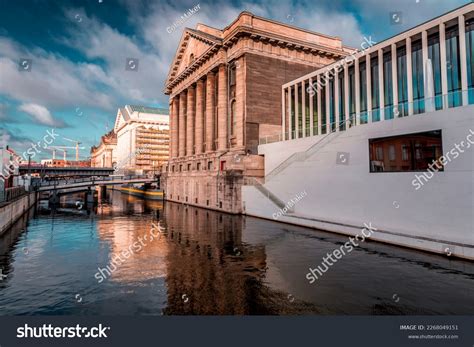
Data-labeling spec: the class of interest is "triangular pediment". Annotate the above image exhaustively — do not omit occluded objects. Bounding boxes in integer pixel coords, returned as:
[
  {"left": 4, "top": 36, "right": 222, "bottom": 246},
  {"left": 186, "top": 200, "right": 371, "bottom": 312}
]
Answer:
[
  {"left": 165, "top": 28, "right": 222, "bottom": 88},
  {"left": 114, "top": 108, "right": 130, "bottom": 133}
]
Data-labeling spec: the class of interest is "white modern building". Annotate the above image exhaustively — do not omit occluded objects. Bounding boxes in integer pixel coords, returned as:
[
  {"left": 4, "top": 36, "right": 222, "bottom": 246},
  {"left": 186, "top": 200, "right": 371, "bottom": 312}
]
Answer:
[
  {"left": 114, "top": 105, "right": 170, "bottom": 175},
  {"left": 243, "top": 3, "right": 474, "bottom": 260}
]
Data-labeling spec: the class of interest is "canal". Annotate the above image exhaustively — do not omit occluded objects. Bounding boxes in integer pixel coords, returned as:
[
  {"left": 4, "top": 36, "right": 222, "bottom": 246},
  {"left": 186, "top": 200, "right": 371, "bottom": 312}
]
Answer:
[{"left": 0, "top": 190, "right": 473, "bottom": 315}]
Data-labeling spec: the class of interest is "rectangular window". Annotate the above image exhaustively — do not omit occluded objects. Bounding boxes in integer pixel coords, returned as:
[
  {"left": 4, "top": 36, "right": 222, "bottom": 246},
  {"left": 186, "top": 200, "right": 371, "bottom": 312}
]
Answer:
[
  {"left": 411, "top": 39, "right": 425, "bottom": 114},
  {"left": 329, "top": 79, "right": 335, "bottom": 132},
  {"left": 338, "top": 72, "right": 345, "bottom": 131},
  {"left": 312, "top": 80, "right": 318, "bottom": 134},
  {"left": 298, "top": 84, "right": 303, "bottom": 138},
  {"left": 305, "top": 81, "right": 310, "bottom": 137},
  {"left": 446, "top": 25, "right": 462, "bottom": 107},
  {"left": 402, "top": 145, "right": 409, "bottom": 161},
  {"left": 290, "top": 86, "right": 295, "bottom": 137},
  {"left": 371, "top": 56, "right": 380, "bottom": 122},
  {"left": 389, "top": 145, "right": 396, "bottom": 161},
  {"left": 321, "top": 82, "right": 327, "bottom": 134},
  {"left": 428, "top": 32, "right": 443, "bottom": 110},
  {"left": 348, "top": 66, "right": 356, "bottom": 126},
  {"left": 383, "top": 51, "right": 394, "bottom": 119},
  {"left": 369, "top": 130, "right": 443, "bottom": 172},
  {"left": 466, "top": 18, "right": 474, "bottom": 104},
  {"left": 397, "top": 46, "right": 409, "bottom": 117}
]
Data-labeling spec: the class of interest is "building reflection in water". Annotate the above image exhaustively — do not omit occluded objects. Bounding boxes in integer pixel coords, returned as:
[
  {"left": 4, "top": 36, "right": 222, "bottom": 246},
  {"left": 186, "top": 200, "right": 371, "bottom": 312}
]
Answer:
[
  {"left": 160, "top": 202, "right": 315, "bottom": 315},
  {"left": 95, "top": 191, "right": 168, "bottom": 284}
]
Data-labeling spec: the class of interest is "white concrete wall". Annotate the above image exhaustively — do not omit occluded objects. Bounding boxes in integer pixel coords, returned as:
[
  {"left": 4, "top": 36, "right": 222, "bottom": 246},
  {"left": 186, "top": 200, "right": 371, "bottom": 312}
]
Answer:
[{"left": 244, "top": 105, "right": 474, "bottom": 259}]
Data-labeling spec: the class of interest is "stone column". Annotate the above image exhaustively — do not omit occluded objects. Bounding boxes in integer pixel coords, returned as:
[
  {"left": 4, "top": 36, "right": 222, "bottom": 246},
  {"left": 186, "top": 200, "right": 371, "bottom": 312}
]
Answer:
[
  {"left": 195, "top": 80, "right": 205, "bottom": 154},
  {"left": 186, "top": 85, "right": 195, "bottom": 157},
  {"left": 178, "top": 91, "right": 187, "bottom": 157},
  {"left": 171, "top": 96, "right": 179, "bottom": 158},
  {"left": 235, "top": 57, "right": 245, "bottom": 147},
  {"left": 206, "top": 72, "right": 216, "bottom": 152},
  {"left": 217, "top": 64, "right": 228, "bottom": 151}
]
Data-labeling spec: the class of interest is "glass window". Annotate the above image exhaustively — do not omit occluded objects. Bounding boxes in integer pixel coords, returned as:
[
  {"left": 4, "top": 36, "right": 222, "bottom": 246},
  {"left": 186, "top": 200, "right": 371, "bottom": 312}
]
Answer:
[
  {"left": 397, "top": 45, "right": 409, "bottom": 117},
  {"left": 446, "top": 25, "right": 462, "bottom": 107},
  {"left": 321, "top": 82, "right": 327, "bottom": 134},
  {"left": 371, "top": 56, "right": 380, "bottom": 122},
  {"left": 466, "top": 18, "right": 474, "bottom": 104},
  {"left": 348, "top": 66, "right": 356, "bottom": 126},
  {"left": 369, "top": 130, "right": 443, "bottom": 172},
  {"left": 411, "top": 39, "right": 425, "bottom": 114},
  {"left": 329, "top": 79, "right": 335, "bottom": 132},
  {"left": 338, "top": 72, "right": 345, "bottom": 131},
  {"left": 383, "top": 52, "right": 394, "bottom": 119},
  {"left": 290, "top": 86, "right": 295, "bottom": 137},
  {"left": 428, "top": 32, "right": 443, "bottom": 110},
  {"left": 312, "top": 80, "right": 318, "bottom": 134},
  {"left": 359, "top": 61, "right": 368, "bottom": 124},
  {"left": 305, "top": 81, "right": 310, "bottom": 137},
  {"left": 298, "top": 84, "right": 303, "bottom": 138},
  {"left": 402, "top": 145, "right": 409, "bottom": 161},
  {"left": 389, "top": 145, "right": 396, "bottom": 161}
]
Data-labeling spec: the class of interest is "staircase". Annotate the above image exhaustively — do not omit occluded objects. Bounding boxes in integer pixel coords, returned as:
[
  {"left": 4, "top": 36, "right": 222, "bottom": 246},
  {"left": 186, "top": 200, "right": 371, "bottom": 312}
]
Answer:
[
  {"left": 244, "top": 177, "right": 293, "bottom": 212},
  {"left": 265, "top": 130, "right": 343, "bottom": 182}
]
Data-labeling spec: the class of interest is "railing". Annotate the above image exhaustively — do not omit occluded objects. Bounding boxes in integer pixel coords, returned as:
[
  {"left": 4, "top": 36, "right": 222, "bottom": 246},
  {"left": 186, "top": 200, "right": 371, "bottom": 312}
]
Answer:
[
  {"left": 260, "top": 88, "right": 474, "bottom": 145},
  {"left": 0, "top": 186, "right": 27, "bottom": 203},
  {"left": 264, "top": 118, "right": 347, "bottom": 182},
  {"left": 32, "top": 175, "right": 152, "bottom": 188},
  {"left": 243, "top": 177, "right": 292, "bottom": 211}
]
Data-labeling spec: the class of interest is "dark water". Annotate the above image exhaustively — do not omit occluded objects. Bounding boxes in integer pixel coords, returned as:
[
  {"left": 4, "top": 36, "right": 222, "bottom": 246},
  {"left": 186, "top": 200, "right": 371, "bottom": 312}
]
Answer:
[{"left": 0, "top": 190, "right": 473, "bottom": 315}]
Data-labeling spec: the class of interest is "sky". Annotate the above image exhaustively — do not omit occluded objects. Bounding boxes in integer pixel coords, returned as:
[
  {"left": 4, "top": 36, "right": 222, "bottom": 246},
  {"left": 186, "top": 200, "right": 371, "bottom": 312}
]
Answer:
[{"left": 0, "top": 0, "right": 470, "bottom": 161}]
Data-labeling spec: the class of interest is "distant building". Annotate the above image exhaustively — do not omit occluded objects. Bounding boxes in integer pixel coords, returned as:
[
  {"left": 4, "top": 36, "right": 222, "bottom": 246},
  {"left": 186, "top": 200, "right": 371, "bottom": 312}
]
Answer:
[
  {"left": 40, "top": 159, "right": 91, "bottom": 168},
  {"left": 0, "top": 146, "right": 20, "bottom": 189},
  {"left": 90, "top": 130, "right": 117, "bottom": 168},
  {"left": 114, "top": 105, "right": 169, "bottom": 175}
]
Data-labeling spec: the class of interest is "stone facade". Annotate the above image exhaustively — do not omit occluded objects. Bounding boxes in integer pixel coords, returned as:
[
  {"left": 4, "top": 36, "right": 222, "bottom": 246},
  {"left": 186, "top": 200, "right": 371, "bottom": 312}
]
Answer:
[
  {"left": 90, "top": 130, "right": 117, "bottom": 168},
  {"left": 162, "top": 11, "right": 351, "bottom": 213}
]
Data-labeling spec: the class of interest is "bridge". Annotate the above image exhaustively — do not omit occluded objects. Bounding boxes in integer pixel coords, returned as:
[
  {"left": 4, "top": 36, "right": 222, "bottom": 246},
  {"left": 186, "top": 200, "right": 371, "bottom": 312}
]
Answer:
[
  {"left": 19, "top": 166, "right": 115, "bottom": 177},
  {"left": 32, "top": 174, "right": 159, "bottom": 205},
  {"left": 33, "top": 175, "right": 157, "bottom": 192}
]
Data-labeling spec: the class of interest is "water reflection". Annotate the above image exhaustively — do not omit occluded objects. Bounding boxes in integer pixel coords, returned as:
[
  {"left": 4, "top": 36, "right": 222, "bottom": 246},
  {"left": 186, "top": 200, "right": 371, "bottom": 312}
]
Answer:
[{"left": 0, "top": 189, "right": 473, "bottom": 315}]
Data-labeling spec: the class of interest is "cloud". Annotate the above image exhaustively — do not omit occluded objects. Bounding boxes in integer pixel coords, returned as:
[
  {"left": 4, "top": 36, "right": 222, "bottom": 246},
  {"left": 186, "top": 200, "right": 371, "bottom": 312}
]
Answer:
[
  {"left": 0, "top": 37, "right": 116, "bottom": 112},
  {"left": 0, "top": 127, "right": 33, "bottom": 152},
  {"left": 18, "top": 103, "right": 66, "bottom": 127}
]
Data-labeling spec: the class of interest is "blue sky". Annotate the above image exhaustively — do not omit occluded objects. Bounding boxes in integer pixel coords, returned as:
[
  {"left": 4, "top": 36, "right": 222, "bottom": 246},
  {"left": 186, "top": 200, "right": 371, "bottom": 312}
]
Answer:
[{"left": 0, "top": 0, "right": 469, "bottom": 161}]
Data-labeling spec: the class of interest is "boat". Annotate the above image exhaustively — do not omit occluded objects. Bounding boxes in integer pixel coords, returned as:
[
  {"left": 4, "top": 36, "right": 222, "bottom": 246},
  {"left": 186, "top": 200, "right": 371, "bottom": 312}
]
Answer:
[{"left": 119, "top": 183, "right": 164, "bottom": 200}]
